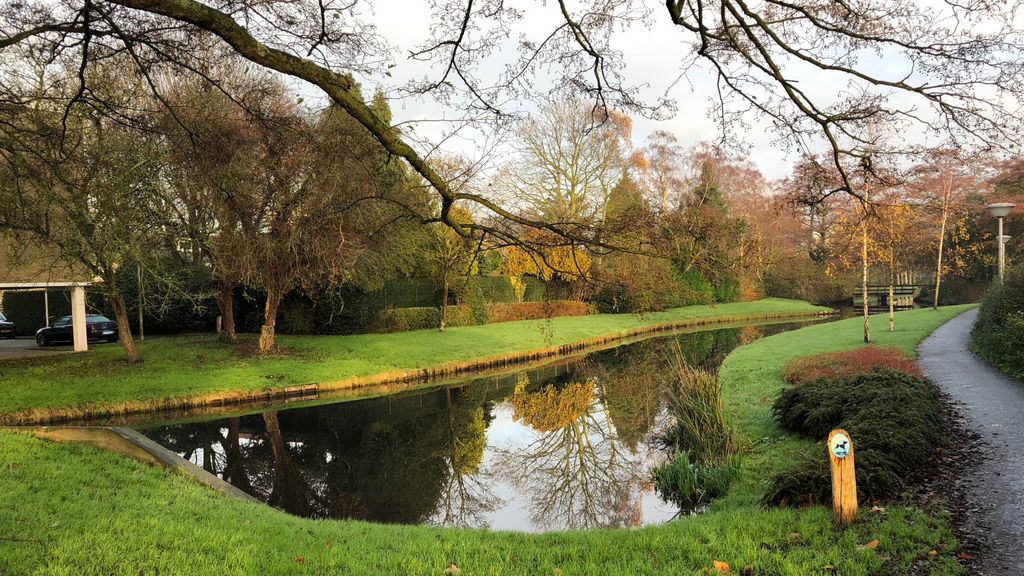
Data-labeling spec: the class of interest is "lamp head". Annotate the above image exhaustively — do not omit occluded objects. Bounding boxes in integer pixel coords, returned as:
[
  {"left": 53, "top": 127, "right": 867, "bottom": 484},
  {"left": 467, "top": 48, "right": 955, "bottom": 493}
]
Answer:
[{"left": 987, "top": 202, "right": 1016, "bottom": 218}]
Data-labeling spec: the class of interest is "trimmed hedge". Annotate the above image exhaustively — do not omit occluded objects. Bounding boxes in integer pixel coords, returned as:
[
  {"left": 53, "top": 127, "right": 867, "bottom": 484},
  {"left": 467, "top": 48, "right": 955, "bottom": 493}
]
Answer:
[
  {"left": 763, "top": 369, "right": 944, "bottom": 506},
  {"left": 371, "top": 305, "right": 474, "bottom": 332},
  {"left": 371, "top": 300, "right": 594, "bottom": 333},
  {"left": 486, "top": 300, "right": 594, "bottom": 323},
  {"left": 972, "top": 265, "right": 1024, "bottom": 379}
]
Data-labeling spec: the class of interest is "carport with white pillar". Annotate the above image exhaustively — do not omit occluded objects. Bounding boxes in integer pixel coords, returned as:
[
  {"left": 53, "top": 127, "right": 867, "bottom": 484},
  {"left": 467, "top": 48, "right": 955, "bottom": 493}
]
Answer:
[{"left": 0, "top": 281, "right": 93, "bottom": 352}]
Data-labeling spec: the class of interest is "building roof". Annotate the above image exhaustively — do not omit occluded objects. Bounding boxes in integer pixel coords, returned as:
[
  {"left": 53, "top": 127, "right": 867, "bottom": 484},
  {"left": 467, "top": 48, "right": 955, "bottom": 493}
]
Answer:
[{"left": 0, "top": 235, "right": 93, "bottom": 289}]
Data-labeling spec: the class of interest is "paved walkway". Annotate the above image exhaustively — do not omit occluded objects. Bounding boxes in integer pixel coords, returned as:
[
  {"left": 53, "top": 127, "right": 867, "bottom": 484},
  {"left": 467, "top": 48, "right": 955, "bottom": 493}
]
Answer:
[
  {"left": 0, "top": 336, "right": 73, "bottom": 360},
  {"left": 919, "top": 308, "right": 1024, "bottom": 574}
]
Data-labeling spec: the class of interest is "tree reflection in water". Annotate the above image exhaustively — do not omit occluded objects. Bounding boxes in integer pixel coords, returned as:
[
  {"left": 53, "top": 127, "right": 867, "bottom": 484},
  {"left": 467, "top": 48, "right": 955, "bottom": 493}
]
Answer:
[
  {"left": 430, "top": 387, "right": 502, "bottom": 528},
  {"left": 141, "top": 322, "right": 822, "bottom": 531},
  {"left": 497, "top": 377, "right": 650, "bottom": 530}
]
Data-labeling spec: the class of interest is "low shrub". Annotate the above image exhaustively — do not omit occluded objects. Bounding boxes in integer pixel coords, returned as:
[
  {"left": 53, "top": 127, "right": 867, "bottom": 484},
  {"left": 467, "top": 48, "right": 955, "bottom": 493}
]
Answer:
[
  {"left": 673, "top": 268, "right": 715, "bottom": 306},
  {"left": 372, "top": 305, "right": 474, "bottom": 332},
  {"left": 782, "top": 346, "right": 923, "bottom": 385},
  {"left": 463, "top": 281, "right": 490, "bottom": 325},
  {"left": 653, "top": 452, "right": 742, "bottom": 508},
  {"left": 486, "top": 300, "right": 594, "bottom": 323},
  {"left": 763, "top": 368, "right": 944, "bottom": 506},
  {"left": 712, "top": 274, "right": 740, "bottom": 303},
  {"left": 372, "top": 306, "right": 439, "bottom": 332},
  {"left": 972, "top": 265, "right": 1024, "bottom": 379}
]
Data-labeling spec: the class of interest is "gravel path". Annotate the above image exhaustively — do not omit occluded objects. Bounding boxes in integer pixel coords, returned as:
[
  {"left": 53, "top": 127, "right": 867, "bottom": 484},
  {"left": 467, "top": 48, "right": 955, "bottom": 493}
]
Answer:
[{"left": 919, "top": 308, "right": 1024, "bottom": 574}]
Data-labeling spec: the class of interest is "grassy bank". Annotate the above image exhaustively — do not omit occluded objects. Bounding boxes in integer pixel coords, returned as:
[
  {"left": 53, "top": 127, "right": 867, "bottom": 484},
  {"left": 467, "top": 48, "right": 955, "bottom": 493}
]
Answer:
[
  {"left": 0, "top": 305, "right": 973, "bottom": 575},
  {"left": 0, "top": 298, "right": 824, "bottom": 420}
]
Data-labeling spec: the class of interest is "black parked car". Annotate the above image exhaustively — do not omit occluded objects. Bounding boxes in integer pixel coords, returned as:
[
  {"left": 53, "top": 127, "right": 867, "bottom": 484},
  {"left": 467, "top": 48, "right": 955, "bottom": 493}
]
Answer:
[
  {"left": 36, "top": 314, "right": 119, "bottom": 346},
  {"left": 0, "top": 312, "right": 14, "bottom": 339}
]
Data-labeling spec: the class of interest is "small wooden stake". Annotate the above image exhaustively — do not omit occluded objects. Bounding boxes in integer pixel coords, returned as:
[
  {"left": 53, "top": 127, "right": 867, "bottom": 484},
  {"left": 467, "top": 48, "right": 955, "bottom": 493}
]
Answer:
[{"left": 828, "top": 428, "right": 857, "bottom": 524}]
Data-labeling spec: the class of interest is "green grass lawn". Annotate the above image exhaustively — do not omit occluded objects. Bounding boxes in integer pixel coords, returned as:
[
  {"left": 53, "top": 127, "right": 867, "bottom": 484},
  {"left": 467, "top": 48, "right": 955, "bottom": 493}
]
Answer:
[
  {"left": 0, "top": 298, "right": 825, "bottom": 419},
  {"left": 0, "top": 305, "right": 974, "bottom": 575}
]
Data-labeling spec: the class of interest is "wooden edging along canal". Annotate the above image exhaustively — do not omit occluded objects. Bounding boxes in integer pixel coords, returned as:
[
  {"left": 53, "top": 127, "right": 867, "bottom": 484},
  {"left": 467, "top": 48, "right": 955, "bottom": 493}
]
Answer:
[{"left": 0, "top": 309, "right": 834, "bottom": 426}]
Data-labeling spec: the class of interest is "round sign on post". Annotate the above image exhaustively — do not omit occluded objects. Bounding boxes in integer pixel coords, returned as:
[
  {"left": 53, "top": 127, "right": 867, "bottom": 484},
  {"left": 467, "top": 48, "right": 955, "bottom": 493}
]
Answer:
[{"left": 828, "top": 428, "right": 857, "bottom": 524}]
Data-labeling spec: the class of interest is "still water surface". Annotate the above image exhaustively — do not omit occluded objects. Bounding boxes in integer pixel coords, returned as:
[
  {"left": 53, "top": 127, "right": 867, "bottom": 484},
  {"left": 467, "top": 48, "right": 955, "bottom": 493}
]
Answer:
[{"left": 140, "top": 320, "right": 824, "bottom": 532}]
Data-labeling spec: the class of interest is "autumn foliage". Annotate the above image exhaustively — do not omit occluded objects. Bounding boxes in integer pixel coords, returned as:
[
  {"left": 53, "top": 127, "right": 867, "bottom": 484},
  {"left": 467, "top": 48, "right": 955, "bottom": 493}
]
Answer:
[
  {"left": 511, "top": 381, "right": 594, "bottom": 432},
  {"left": 782, "top": 346, "right": 923, "bottom": 385}
]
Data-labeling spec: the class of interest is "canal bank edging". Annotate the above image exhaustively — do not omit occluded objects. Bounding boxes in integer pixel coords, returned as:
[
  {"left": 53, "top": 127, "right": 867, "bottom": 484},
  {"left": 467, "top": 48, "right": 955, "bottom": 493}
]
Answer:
[
  {"left": 4, "top": 425, "right": 257, "bottom": 503},
  {"left": 0, "top": 309, "right": 834, "bottom": 426}
]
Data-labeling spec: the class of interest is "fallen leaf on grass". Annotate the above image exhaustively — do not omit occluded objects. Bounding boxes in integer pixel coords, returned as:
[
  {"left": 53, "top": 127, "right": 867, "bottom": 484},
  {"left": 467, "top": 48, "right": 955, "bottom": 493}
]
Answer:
[
  {"left": 712, "top": 560, "right": 730, "bottom": 573},
  {"left": 446, "top": 564, "right": 462, "bottom": 575},
  {"left": 857, "top": 540, "right": 880, "bottom": 550},
  {"left": 294, "top": 557, "right": 304, "bottom": 564},
  {"left": 928, "top": 550, "right": 939, "bottom": 557},
  {"left": 958, "top": 552, "right": 976, "bottom": 560},
  {"left": 870, "top": 506, "right": 886, "bottom": 514},
  {"left": 786, "top": 532, "right": 802, "bottom": 541}
]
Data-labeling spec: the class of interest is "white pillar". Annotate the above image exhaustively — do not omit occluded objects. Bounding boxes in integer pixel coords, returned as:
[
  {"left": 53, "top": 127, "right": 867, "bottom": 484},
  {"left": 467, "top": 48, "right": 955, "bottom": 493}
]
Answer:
[{"left": 71, "top": 286, "right": 88, "bottom": 352}]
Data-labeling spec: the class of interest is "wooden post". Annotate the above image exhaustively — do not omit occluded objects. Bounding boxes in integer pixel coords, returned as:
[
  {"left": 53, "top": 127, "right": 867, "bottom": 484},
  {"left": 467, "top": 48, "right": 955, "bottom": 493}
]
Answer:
[{"left": 828, "top": 429, "right": 857, "bottom": 524}]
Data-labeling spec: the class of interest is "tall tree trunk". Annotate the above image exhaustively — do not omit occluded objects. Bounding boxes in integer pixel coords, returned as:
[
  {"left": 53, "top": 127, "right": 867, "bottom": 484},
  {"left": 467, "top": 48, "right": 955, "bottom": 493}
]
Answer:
[
  {"left": 110, "top": 290, "right": 142, "bottom": 365},
  {"left": 934, "top": 209, "right": 949, "bottom": 310},
  {"left": 220, "top": 417, "right": 252, "bottom": 493},
  {"left": 262, "top": 411, "right": 311, "bottom": 516},
  {"left": 862, "top": 209, "right": 870, "bottom": 343},
  {"left": 440, "top": 266, "right": 449, "bottom": 332},
  {"left": 258, "top": 288, "right": 282, "bottom": 353},
  {"left": 215, "top": 280, "right": 237, "bottom": 342},
  {"left": 889, "top": 249, "right": 895, "bottom": 332}
]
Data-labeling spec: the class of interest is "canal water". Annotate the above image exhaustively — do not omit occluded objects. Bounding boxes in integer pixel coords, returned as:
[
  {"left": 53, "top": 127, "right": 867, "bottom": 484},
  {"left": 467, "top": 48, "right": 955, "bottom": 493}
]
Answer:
[{"left": 139, "top": 319, "right": 826, "bottom": 532}]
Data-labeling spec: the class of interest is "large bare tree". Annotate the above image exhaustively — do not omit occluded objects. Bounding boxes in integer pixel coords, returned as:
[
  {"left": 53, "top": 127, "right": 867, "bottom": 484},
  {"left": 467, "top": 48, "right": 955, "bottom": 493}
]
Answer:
[{"left": 4, "top": 0, "right": 1020, "bottom": 244}]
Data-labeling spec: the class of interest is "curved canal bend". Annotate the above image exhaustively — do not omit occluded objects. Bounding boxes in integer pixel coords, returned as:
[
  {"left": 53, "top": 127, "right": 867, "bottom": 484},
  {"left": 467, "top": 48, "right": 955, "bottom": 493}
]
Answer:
[{"left": 140, "top": 319, "right": 831, "bottom": 532}]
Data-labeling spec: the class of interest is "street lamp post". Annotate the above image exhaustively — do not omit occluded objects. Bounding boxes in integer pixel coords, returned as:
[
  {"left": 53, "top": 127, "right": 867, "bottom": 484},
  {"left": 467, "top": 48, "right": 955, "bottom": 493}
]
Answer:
[{"left": 986, "top": 203, "right": 1016, "bottom": 282}]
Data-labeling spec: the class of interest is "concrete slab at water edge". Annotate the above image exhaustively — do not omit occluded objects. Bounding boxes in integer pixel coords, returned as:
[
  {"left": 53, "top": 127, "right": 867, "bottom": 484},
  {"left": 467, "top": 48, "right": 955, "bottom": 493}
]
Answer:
[
  {"left": 8, "top": 425, "right": 257, "bottom": 503},
  {"left": 918, "top": 308, "right": 1024, "bottom": 575}
]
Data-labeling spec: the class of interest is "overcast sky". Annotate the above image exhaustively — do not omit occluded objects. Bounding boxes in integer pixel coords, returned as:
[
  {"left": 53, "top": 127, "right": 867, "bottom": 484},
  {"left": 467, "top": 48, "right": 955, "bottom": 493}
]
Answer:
[{"left": 289, "top": 1, "right": 1023, "bottom": 182}]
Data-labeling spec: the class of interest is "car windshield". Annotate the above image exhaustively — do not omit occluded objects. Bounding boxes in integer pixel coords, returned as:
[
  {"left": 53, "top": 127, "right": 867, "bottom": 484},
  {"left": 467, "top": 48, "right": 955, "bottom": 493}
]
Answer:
[
  {"left": 87, "top": 316, "right": 113, "bottom": 324},
  {"left": 0, "top": 312, "right": 6, "bottom": 322}
]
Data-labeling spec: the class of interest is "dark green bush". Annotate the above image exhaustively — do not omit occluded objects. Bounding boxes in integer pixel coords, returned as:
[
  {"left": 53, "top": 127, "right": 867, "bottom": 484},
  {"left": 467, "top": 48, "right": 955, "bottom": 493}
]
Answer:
[
  {"left": 673, "top": 268, "right": 715, "bottom": 306},
  {"left": 468, "top": 276, "right": 517, "bottom": 304},
  {"left": 972, "top": 265, "right": 1024, "bottom": 378},
  {"left": 314, "top": 284, "right": 383, "bottom": 334},
  {"left": 523, "top": 276, "right": 547, "bottom": 301},
  {"left": 372, "top": 305, "right": 475, "bottom": 332},
  {"left": 712, "top": 274, "right": 740, "bottom": 303},
  {"left": 463, "top": 281, "right": 489, "bottom": 325},
  {"left": 373, "top": 306, "right": 440, "bottom": 332},
  {"left": 276, "top": 295, "right": 316, "bottom": 335},
  {"left": 763, "top": 369, "right": 944, "bottom": 506},
  {"left": 373, "top": 278, "right": 441, "bottom": 309}
]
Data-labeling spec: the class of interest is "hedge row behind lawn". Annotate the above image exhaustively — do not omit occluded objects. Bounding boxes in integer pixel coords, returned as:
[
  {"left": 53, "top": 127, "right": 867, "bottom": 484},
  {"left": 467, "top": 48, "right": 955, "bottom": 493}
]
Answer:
[
  {"left": 972, "top": 265, "right": 1024, "bottom": 379},
  {"left": 372, "top": 300, "right": 595, "bottom": 332},
  {"left": 764, "top": 348, "right": 945, "bottom": 507}
]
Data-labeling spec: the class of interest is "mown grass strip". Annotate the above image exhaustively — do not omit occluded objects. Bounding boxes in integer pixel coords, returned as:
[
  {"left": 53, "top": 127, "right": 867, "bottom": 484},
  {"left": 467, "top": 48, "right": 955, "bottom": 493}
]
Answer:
[{"left": 0, "top": 305, "right": 974, "bottom": 575}]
